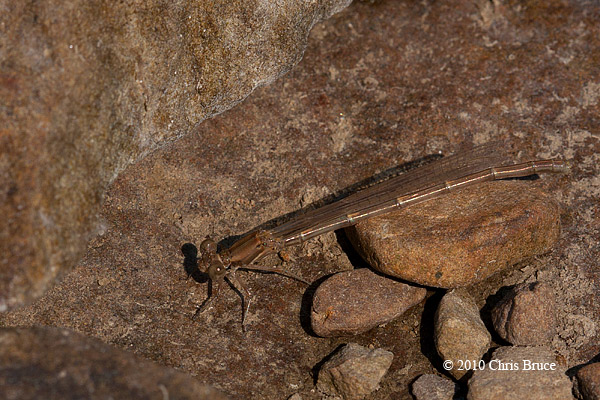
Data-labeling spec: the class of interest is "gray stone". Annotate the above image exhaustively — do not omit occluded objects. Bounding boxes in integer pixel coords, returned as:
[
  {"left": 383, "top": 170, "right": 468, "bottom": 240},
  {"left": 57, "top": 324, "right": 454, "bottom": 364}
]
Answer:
[
  {"left": 467, "top": 346, "right": 573, "bottom": 400},
  {"left": 317, "top": 343, "right": 394, "bottom": 400},
  {"left": 412, "top": 374, "right": 457, "bottom": 400},
  {"left": 434, "top": 290, "right": 491, "bottom": 379},
  {"left": 0, "top": 326, "right": 228, "bottom": 400},
  {"left": 491, "top": 282, "right": 557, "bottom": 345},
  {"left": 311, "top": 268, "right": 427, "bottom": 337}
]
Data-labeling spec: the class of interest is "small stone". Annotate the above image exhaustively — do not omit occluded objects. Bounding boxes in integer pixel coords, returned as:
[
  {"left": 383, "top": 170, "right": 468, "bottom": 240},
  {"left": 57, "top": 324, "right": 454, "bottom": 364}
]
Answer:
[
  {"left": 346, "top": 181, "right": 560, "bottom": 288},
  {"left": 467, "top": 346, "right": 572, "bottom": 400},
  {"left": 434, "top": 290, "right": 491, "bottom": 379},
  {"left": 316, "top": 343, "right": 393, "bottom": 400},
  {"left": 491, "top": 282, "right": 557, "bottom": 345},
  {"left": 311, "top": 268, "right": 427, "bottom": 337},
  {"left": 575, "top": 362, "right": 600, "bottom": 400},
  {"left": 0, "top": 326, "right": 228, "bottom": 400},
  {"left": 411, "top": 374, "right": 457, "bottom": 400},
  {"left": 97, "top": 277, "right": 110, "bottom": 286}
]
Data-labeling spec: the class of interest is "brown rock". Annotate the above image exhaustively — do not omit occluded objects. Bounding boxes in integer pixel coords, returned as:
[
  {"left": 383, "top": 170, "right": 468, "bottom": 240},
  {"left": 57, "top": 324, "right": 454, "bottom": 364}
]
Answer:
[
  {"left": 0, "top": 0, "right": 594, "bottom": 397},
  {"left": 0, "top": 0, "right": 351, "bottom": 311},
  {"left": 575, "top": 362, "right": 600, "bottom": 400},
  {"left": 346, "top": 181, "right": 560, "bottom": 288},
  {"left": 491, "top": 282, "right": 557, "bottom": 345},
  {"left": 316, "top": 343, "right": 393, "bottom": 400},
  {"left": 434, "top": 290, "right": 491, "bottom": 380},
  {"left": 467, "top": 346, "right": 572, "bottom": 400},
  {"left": 311, "top": 268, "right": 427, "bottom": 337},
  {"left": 412, "top": 374, "right": 458, "bottom": 400},
  {"left": 0, "top": 326, "right": 228, "bottom": 400}
]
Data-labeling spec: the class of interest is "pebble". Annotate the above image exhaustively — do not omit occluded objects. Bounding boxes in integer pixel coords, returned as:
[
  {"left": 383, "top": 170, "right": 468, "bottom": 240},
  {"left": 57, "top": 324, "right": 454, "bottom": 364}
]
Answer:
[
  {"left": 491, "top": 281, "right": 556, "bottom": 345},
  {"left": 97, "top": 277, "right": 110, "bottom": 286},
  {"left": 467, "top": 346, "right": 573, "bottom": 400},
  {"left": 316, "top": 343, "right": 394, "bottom": 400},
  {"left": 434, "top": 289, "right": 491, "bottom": 380},
  {"left": 346, "top": 181, "right": 560, "bottom": 288},
  {"left": 411, "top": 374, "right": 458, "bottom": 400},
  {"left": 574, "top": 362, "right": 600, "bottom": 400},
  {"left": 311, "top": 268, "right": 427, "bottom": 337}
]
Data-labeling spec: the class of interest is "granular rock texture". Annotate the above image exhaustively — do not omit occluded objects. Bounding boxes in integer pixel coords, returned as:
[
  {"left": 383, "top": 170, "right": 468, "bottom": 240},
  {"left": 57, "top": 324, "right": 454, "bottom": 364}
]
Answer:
[
  {"left": 412, "top": 374, "right": 457, "bottom": 400},
  {"left": 0, "top": 326, "right": 228, "bottom": 400},
  {"left": 467, "top": 346, "right": 572, "bottom": 400},
  {"left": 311, "top": 268, "right": 426, "bottom": 337},
  {"left": 316, "top": 343, "right": 394, "bottom": 400},
  {"left": 434, "top": 290, "right": 491, "bottom": 380},
  {"left": 0, "top": 0, "right": 352, "bottom": 311},
  {"left": 574, "top": 362, "right": 600, "bottom": 400},
  {"left": 491, "top": 281, "right": 557, "bottom": 345},
  {"left": 347, "top": 181, "right": 561, "bottom": 288}
]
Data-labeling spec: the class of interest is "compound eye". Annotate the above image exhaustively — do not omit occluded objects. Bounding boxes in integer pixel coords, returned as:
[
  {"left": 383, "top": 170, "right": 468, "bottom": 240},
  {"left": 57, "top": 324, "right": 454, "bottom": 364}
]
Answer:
[
  {"left": 208, "top": 262, "right": 227, "bottom": 280},
  {"left": 200, "top": 238, "right": 217, "bottom": 254}
]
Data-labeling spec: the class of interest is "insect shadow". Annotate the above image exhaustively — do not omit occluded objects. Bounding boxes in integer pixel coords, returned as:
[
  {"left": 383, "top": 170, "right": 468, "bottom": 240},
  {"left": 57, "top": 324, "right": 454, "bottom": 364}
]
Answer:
[
  {"left": 181, "top": 242, "right": 208, "bottom": 284},
  {"left": 299, "top": 273, "right": 337, "bottom": 336}
]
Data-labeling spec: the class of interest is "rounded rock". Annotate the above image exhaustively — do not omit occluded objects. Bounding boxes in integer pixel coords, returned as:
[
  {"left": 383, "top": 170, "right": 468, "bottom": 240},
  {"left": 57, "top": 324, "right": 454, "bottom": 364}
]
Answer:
[
  {"left": 311, "top": 268, "right": 427, "bottom": 337},
  {"left": 575, "top": 362, "right": 600, "bottom": 400},
  {"left": 491, "top": 281, "right": 557, "bottom": 345},
  {"left": 316, "top": 343, "right": 394, "bottom": 400},
  {"left": 412, "top": 374, "right": 457, "bottom": 400},
  {"left": 346, "top": 181, "right": 561, "bottom": 288},
  {"left": 434, "top": 289, "right": 491, "bottom": 380}
]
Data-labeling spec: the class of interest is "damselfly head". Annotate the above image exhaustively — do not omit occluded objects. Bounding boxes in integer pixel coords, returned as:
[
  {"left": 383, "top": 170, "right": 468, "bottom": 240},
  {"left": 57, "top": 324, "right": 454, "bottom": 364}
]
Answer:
[
  {"left": 208, "top": 260, "right": 227, "bottom": 280},
  {"left": 200, "top": 237, "right": 217, "bottom": 255},
  {"left": 195, "top": 237, "right": 217, "bottom": 275},
  {"left": 198, "top": 237, "right": 228, "bottom": 280}
]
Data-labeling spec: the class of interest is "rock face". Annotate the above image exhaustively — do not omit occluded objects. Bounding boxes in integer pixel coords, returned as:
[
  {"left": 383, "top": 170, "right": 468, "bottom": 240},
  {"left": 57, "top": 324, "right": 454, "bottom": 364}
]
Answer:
[
  {"left": 0, "top": 326, "right": 228, "bottom": 400},
  {"left": 0, "top": 0, "right": 352, "bottom": 311},
  {"left": 434, "top": 290, "right": 491, "bottom": 380},
  {"left": 316, "top": 343, "right": 394, "bottom": 400},
  {"left": 346, "top": 181, "right": 561, "bottom": 288},
  {"left": 311, "top": 268, "right": 427, "bottom": 337},
  {"left": 574, "top": 362, "right": 600, "bottom": 400},
  {"left": 491, "top": 282, "right": 557, "bottom": 345},
  {"left": 467, "top": 346, "right": 573, "bottom": 400}
]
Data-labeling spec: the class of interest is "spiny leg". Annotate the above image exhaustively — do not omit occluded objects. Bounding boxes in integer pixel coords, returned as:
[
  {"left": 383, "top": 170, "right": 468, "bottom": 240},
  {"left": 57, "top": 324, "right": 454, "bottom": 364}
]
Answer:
[
  {"left": 192, "top": 277, "right": 224, "bottom": 319},
  {"left": 240, "top": 264, "right": 310, "bottom": 285},
  {"left": 226, "top": 271, "right": 252, "bottom": 332}
]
